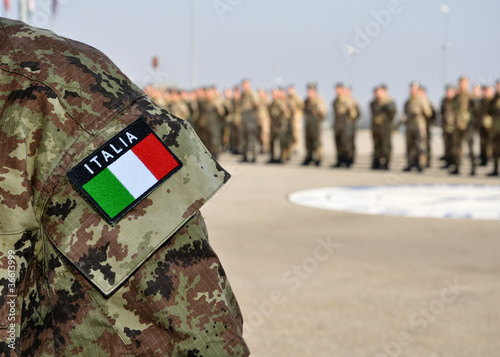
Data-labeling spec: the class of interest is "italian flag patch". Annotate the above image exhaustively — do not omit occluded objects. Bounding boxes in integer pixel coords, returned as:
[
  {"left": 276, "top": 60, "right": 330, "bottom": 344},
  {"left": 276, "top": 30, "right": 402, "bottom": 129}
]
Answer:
[{"left": 67, "top": 118, "right": 182, "bottom": 224}]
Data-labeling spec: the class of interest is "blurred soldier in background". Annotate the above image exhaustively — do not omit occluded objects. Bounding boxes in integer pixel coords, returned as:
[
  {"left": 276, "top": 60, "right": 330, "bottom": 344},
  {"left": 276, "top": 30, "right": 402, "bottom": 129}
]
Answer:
[
  {"left": 486, "top": 80, "right": 500, "bottom": 176},
  {"left": 239, "top": 79, "right": 260, "bottom": 162},
  {"left": 231, "top": 85, "right": 243, "bottom": 154},
  {"left": 145, "top": 85, "right": 167, "bottom": 108},
  {"left": 257, "top": 87, "right": 271, "bottom": 154},
  {"left": 288, "top": 84, "right": 305, "bottom": 154},
  {"left": 332, "top": 83, "right": 359, "bottom": 168},
  {"left": 345, "top": 85, "right": 361, "bottom": 165},
  {"left": 302, "top": 82, "right": 327, "bottom": 166},
  {"left": 169, "top": 89, "right": 190, "bottom": 120},
  {"left": 420, "top": 86, "right": 437, "bottom": 168},
  {"left": 268, "top": 87, "right": 292, "bottom": 163},
  {"left": 479, "top": 84, "right": 495, "bottom": 166},
  {"left": 450, "top": 76, "right": 475, "bottom": 175},
  {"left": 369, "top": 84, "right": 396, "bottom": 170},
  {"left": 440, "top": 84, "right": 457, "bottom": 169},
  {"left": 186, "top": 90, "right": 199, "bottom": 126},
  {"left": 196, "top": 86, "right": 225, "bottom": 159},
  {"left": 403, "top": 81, "right": 433, "bottom": 172},
  {"left": 222, "top": 87, "right": 235, "bottom": 152}
]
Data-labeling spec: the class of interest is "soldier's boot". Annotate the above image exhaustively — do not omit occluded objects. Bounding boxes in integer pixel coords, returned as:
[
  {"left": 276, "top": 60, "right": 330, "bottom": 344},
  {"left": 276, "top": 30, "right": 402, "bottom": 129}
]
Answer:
[
  {"left": 302, "top": 157, "right": 312, "bottom": 166},
  {"left": 314, "top": 150, "right": 322, "bottom": 167},
  {"left": 240, "top": 154, "right": 248, "bottom": 163},
  {"left": 371, "top": 159, "right": 380, "bottom": 170},
  {"left": 345, "top": 159, "right": 353, "bottom": 169},
  {"left": 479, "top": 156, "right": 488, "bottom": 166},
  {"left": 449, "top": 166, "right": 459, "bottom": 175},
  {"left": 332, "top": 159, "right": 343, "bottom": 168},
  {"left": 440, "top": 160, "right": 450, "bottom": 169},
  {"left": 470, "top": 163, "right": 476, "bottom": 176},
  {"left": 487, "top": 162, "right": 499, "bottom": 177}
]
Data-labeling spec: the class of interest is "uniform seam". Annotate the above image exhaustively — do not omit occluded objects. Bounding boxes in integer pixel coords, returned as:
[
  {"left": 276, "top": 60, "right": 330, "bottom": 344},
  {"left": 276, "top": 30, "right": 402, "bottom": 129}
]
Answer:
[{"left": 0, "top": 227, "right": 39, "bottom": 236}]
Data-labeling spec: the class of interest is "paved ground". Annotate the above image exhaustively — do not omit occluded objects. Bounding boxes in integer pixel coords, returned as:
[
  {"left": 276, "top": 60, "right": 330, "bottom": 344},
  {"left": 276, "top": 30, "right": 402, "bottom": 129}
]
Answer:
[{"left": 201, "top": 129, "right": 500, "bottom": 357}]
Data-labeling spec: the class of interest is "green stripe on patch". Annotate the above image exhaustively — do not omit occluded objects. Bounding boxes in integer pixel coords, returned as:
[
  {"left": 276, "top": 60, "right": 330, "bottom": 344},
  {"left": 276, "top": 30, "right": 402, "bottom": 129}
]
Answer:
[{"left": 83, "top": 168, "right": 135, "bottom": 218}]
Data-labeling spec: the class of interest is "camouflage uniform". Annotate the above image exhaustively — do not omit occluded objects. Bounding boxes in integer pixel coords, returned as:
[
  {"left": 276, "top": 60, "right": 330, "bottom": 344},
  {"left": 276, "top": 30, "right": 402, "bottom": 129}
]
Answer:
[
  {"left": 440, "top": 96, "right": 455, "bottom": 168},
  {"left": 403, "top": 95, "right": 432, "bottom": 171},
  {"left": 302, "top": 93, "right": 326, "bottom": 166},
  {"left": 169, "top": 93, "right": 190, "bottom": 121},
  {"left": 424, "top": 99, "right": 437, "bottom": 167},
  {"left": 0, "top": 18, "right": 249, "bottom": 356},
  {"left": 451, "top": 90, "right": 475, "bottom": 175},
  {"left": 195, "top": 91, "right": 225, "bottom": 159},
  {"left": 230, "top": 90, "right": 242, "bottom": 155},
  {"left": 239, "top": 89, "right": 259, "bottom": 162},
  {"left": 487, "top": 92, "right": 500, "bottom": 176},
  {"left": 268, "top": 93, "right": 292, "bottom": 163},
  {"left": 333, "top": 95, "right": 359, "bottom": 167},
  {"left": 369, "top": 96, "right": 396, "bottom": 170},
  {"left": 256, "top": 90, "right": 270, "bottom": 154},
  {"left": 186, "top": 92, "right": 200, "bottom": 128},
  {"left": 288, "top": 91, "right": 304, "bottom": 153},
  {"left": 478, "top": 94, "right": 493, "bottom": 166},
  {"left": 221, "top": 95, "right": 234, "bottom": 152}
]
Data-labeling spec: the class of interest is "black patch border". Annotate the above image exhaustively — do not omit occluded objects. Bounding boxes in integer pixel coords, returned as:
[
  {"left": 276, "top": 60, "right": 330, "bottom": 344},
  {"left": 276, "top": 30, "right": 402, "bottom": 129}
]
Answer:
[{"left": 67, "top": 117, "right": 182, "bottom": 225}]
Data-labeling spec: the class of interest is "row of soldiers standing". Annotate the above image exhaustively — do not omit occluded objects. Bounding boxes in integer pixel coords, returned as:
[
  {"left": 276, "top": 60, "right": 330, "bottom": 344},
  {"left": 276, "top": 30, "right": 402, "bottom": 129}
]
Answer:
[
  {"left": 144, "top": 79, "right": 307, "bottom": 163},
  {"left": 143, "top": 76, "right": 500, "bottom": 176},
  {"left": 340, "top": 76, "right": 500, "bottom": 176},
  {"left": 399, "top": 76, "right": 500, "bottom": 176},
  {"left": 143, "top": 80, "right": 357, "bottom": 168},
  {"left": 440, "top": 76, "right": 500, "bottom": 176}
]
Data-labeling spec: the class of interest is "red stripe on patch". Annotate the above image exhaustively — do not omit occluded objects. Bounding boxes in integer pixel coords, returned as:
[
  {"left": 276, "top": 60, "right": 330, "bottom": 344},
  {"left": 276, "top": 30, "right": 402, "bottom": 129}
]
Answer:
[{"left": 132, "top": 134, "right": 180, "bottom": 180}]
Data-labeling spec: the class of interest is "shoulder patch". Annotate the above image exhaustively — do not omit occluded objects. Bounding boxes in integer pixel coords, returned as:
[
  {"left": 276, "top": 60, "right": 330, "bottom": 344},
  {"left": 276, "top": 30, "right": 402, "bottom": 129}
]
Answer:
[{"left": 67, "top": 118, "right": 182, "bottom": 225}]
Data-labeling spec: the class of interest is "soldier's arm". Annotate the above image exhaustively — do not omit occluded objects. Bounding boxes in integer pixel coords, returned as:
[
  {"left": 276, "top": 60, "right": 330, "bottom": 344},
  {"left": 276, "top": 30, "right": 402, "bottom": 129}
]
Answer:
[
  {"left": 352, "top": 102, "right": 361, "bottom": 121},
  {"left": 386, "top": 101, "right": 397, "bottom": 121}
]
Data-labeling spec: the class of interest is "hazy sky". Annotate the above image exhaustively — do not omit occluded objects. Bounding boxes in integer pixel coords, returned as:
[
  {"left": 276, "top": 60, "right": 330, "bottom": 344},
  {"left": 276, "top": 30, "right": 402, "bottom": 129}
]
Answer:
[{"left": 2, "top": 0, "right": 499, "bottom": 110}]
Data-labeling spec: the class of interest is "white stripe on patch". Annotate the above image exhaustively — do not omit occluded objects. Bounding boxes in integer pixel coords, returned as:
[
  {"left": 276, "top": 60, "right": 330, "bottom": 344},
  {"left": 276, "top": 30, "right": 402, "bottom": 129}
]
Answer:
[{"left": 108, "top": 150, "right": 158, "bottom": 199}]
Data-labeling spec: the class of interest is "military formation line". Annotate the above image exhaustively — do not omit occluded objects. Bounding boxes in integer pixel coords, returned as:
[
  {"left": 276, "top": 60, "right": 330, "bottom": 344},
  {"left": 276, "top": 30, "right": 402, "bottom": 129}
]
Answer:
[{"left": 143, "top": 76, "right": 500, "bottom": 177}]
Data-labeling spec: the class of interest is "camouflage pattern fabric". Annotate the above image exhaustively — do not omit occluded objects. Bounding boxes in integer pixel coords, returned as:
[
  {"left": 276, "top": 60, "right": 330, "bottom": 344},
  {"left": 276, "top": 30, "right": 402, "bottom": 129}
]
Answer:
[
  {"left": 268, "top": 97, "right": 291, "bottom": 162},
  {"left": 370, "top": 96, "right": 396, "bottom": 167},
  {"left": 287, "top": 92, "right": 304, "bottom": 151},
  {"left": 478, "top": 96, "right": 493, "bottom": 164},
  {"left": 0, "top": 18, "right": 249, "bottom": 356},
  {"left": 303, "top": 96, "right": 326, "bottom": 163},
  {"left": 451, "top": 91, "right": 475, "bottom": 170},
  {"left": 404, "top": 96, "right": 432, "bottom": 168},
  {"left": 239, "top": 91, "right": 259, "bottom": 161},
  {"left": 195, "top": 95, "right": 224, "bottom": 159},
  {"left": 333, "top": 96, "right": 359, "bottom": 165},
  {"left": 487, "top": 93, "right": 500, "bottom": 167},
  {"left": 440, "top": 97, "right": 455, "bottom": 165}
]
